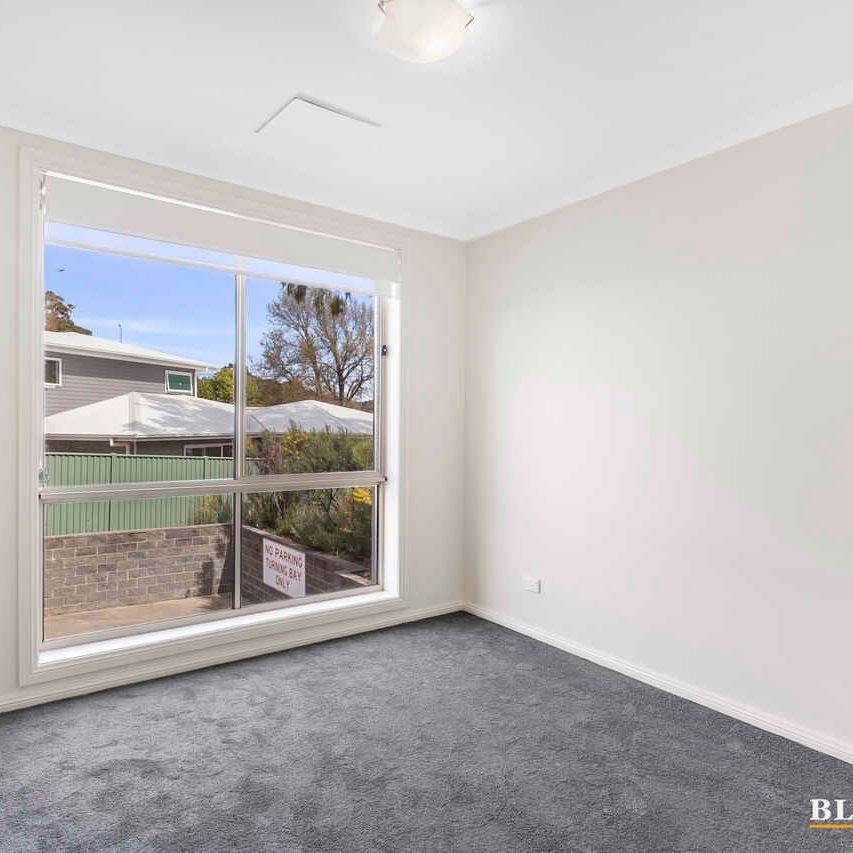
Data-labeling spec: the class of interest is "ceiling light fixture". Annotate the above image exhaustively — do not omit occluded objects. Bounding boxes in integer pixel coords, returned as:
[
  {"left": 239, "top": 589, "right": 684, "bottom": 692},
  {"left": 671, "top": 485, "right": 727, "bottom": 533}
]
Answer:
[{"left": 377, "top": 0, "right": 474, "bottom": 64}]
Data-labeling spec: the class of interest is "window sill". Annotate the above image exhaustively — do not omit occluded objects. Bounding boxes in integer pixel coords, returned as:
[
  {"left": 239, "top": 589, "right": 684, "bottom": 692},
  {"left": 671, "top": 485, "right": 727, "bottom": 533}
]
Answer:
[{"left": 28, "top": 590, "right": 405, "bottom": 686}]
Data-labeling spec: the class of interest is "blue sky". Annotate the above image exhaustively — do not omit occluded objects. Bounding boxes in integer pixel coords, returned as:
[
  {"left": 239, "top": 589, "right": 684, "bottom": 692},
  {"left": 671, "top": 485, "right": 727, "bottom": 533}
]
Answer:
[{"left": 45, "top": 245, "right": 278, "bottom": 370}]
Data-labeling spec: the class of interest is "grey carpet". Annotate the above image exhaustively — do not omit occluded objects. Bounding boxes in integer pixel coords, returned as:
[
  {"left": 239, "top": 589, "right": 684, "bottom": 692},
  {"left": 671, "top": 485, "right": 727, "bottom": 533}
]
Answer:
[{"left": 1, "top": 613, "right": 851, "bottom": 852}]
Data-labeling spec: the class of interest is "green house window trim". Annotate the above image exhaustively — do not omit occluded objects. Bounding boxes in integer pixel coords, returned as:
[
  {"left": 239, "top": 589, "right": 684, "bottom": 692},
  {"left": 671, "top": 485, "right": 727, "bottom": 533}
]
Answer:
[{"left": 165, "top": 370, "right": 193, "bottom": 394}]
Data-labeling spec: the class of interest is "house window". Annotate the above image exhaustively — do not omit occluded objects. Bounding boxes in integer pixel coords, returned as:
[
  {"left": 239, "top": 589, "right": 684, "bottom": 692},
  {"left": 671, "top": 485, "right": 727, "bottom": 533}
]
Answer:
[
  {"left": 165, "top": 370, "right": 194, "bottom": 394},
  {"left": 31, "top": 169, "right": 397, "bottom": 654},
  {"left": 41, "top": 248, "right": 234, "bottom": 479},
  {"left": 184, "top": 443, "right": 232, "bottom": 458},
  {"left": 44, "top": 357, "right": 61, "bottom": 386}
]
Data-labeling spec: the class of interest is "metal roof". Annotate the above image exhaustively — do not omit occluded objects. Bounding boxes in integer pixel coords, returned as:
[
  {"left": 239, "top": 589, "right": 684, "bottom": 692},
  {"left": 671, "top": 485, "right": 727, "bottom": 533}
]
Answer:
[
  {"left": 44, "top": 332, "right": 213, "bottom": 370},
  {"left": 45, "top": 393, "right": 373, "bottom": 439}
]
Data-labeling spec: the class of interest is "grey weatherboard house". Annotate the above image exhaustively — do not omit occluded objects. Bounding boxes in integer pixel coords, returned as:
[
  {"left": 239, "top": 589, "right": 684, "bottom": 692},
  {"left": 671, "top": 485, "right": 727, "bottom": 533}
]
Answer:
[
  {"left": 44, "top": 331, "right": 210, "bottom": 417},
  {"left": 44, "top": 331, "right": 214, "bottom": 454}
]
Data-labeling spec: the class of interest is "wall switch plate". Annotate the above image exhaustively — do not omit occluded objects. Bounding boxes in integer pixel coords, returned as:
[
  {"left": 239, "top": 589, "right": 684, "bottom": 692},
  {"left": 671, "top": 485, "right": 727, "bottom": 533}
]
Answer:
[{"left": 522, "top": 577, "right": 542, "bottom": 594}]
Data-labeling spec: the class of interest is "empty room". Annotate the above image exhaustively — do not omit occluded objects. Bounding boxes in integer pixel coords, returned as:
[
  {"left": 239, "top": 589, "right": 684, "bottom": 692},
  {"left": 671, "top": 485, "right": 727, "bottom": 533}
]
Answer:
[{"left": 1, "top": 1, "right": 852, "bottom": 850}]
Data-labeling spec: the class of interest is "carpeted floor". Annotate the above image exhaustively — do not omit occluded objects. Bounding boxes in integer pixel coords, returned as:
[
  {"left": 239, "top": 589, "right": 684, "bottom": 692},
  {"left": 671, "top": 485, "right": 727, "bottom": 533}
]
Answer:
[{"left": 1, "top": 613, "right": 851, "bottom": 852}]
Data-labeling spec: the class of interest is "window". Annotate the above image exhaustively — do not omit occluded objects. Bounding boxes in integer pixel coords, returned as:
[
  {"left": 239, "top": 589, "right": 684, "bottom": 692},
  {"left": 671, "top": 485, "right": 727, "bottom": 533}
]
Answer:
[
  {"left": 244, "top": 276, "right": 376, "bottom": 476},
  {"left": 185, "top": 443, "right": 233, "bottom": 457},
  {"left": 42, "top": 245, "right": 234, "bottom": 485},
  {"left": 240, "top": 488, "right": 377, "bottom": 605},
  {"left": 43, "top": 494, "right": 234, "bottom": 641},
  {"left": 44, "top": 357, "right": 61, "bottom": 386},
  {"left": 31, "top": 169, "right": 398, "bottom": 653},
  {"left": 165, "top": 370, "right": 194, "bottom": 394}
]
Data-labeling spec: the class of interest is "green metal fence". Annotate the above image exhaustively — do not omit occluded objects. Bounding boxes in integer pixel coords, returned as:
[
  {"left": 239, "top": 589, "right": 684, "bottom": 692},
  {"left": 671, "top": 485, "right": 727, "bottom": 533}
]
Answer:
[
  {"left": 47, "top": 453, "right": 233, "bottom": 486},
  {"left": 44, "top": 453, "right": 234, "bottom": 536}
]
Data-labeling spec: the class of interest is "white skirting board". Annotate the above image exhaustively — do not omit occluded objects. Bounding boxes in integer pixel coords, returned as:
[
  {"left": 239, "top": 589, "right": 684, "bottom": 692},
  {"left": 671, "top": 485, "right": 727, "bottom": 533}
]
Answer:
[
  {"left": 464, "top": 602, "right": 853, "bottom": 768},
  {"left": 5, "top": 599, "right": 850, "bottom": 770}
]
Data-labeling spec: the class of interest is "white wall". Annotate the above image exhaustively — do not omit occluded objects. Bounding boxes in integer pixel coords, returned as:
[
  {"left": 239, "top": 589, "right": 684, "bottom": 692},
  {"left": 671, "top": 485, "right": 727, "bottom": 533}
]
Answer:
[
  {"left": 4, "top": 100, "right": 853, "bottom": 764},
  {"left": 466, "top": 103, "right": 853, "bottom": 762},
  {"left": 0, "top": 125, "right": 466, "bottom": 710}
]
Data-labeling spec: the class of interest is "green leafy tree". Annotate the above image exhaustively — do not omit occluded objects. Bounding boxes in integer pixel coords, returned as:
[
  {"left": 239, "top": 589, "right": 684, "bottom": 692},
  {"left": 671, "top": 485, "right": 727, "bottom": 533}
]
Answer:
[
  {"left": 191, "top": 494, "right": 234, "bottom": 525},
  {"left": 248, "top": 427, "right": 372, "bottom": 475},
  {"left": 241, "top": 426, "right": 374, "bottom": 565},
  {"left": 197, "top": 364, "right": 263, "bottom": 405},
  {"left": 44, "top": 290, "right": 91, "bottom": 334},
  {"left": 251, "top": 375, "right": 312, "bottom": 406},
  {"left": 243, "top": 486, "right": 373, "bottom": 567}
]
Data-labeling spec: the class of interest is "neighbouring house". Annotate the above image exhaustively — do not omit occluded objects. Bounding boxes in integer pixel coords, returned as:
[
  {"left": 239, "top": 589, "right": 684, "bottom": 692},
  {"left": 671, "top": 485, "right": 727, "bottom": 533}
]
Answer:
[
  {"left": 43, "top": 330, "right": 221, "bottom": 455},
  {"left": 44, "top": 392, "right": 373, "bottom": 456},
  {"left": 44, "top": 331, "right": 212, "bottom": 419},
  {"left": 43, "top": 331, "right": 372, "bottom": 457}
]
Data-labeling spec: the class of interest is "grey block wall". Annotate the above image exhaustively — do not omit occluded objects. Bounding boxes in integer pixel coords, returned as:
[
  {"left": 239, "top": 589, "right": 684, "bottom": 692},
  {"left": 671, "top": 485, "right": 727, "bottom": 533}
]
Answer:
[
  {"left": 43, "top": 523, "right": 233, "bottom": 615},
  {"left": 43, "top": 524, "right": 371, "bottom": 616}
]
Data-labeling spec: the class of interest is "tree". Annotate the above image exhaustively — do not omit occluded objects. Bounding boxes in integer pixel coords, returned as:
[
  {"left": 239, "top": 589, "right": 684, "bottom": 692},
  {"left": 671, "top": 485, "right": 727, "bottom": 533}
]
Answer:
[
  {"left": 242, "top": 425, "right": 374, "bottom": 564},
  {"left": 197, "top": 364, "right": 264, "bottom": 405},
  {"left": 251, "top": 375, "right": 313, "bottom": 406},
  {"left": 242, "top": 483, "right": 373, "bottom": 567},
  {"left": 44, "top": 291, "right": 91, "bottom": 334},
  {"left": 248, "top": 426, "right": 373, "bottom": 476},
  {"left": 256, "top": 283, "right": 373, "bottom": 406}
]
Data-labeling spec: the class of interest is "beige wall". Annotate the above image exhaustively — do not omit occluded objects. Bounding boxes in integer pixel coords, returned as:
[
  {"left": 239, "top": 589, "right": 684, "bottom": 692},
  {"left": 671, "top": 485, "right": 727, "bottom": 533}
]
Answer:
[
  {"left": 465, "top": 103, "right": 853, "bottom": 762},
  {"left": 0, "top": 125, "right": 466, "bottom": 709},
  {"left": 4, "top": 101, "right": 853, "bottom": 764}
]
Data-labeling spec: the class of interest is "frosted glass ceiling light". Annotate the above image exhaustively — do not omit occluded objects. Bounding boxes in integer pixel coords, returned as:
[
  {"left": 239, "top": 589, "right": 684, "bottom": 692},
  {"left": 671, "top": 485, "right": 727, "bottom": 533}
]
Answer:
[{"left": 378, "top": 0, "right": 474, "bottom": 63}]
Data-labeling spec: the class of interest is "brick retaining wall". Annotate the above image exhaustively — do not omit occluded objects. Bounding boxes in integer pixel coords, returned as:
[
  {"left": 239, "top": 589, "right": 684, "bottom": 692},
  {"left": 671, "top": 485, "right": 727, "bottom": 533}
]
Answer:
[
  {"left": 241, "top": 526, "right": 371, "bottom": 605},
  {"left": 44, "top": 524, "right": 233, "bottom": 616},
  {"left": 43, "top": 523, "right": 371, "bottom": 616}
]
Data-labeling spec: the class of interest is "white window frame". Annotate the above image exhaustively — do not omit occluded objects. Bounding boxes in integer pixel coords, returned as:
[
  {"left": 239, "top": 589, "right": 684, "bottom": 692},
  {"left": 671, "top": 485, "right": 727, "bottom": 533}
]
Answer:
[
  {"left": 18, "top": 147, "right": 404, "bottom": 689},
  {"left": 164, "top": 369, "right": 194, "bottom": 395},
  {"left": 183, "top": 443, "right": 232, "bottom": 457},
  {"left": 44, "top": 357, "right": 62, "bottom": 387}
]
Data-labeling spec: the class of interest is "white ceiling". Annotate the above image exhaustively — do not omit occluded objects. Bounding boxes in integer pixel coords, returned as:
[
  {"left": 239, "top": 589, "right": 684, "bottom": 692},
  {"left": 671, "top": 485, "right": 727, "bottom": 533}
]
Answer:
[{"left": 1, "top": 1, "right": 852, "bottom": 240}]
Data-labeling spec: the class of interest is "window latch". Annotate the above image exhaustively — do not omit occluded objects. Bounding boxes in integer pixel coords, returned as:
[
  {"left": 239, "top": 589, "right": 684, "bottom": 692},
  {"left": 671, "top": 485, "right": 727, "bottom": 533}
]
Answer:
[
  {"left": 380, "top": 344, "right": 388, "bottom": 357},
  {"left": 38, "top": 468, "right": 49, "bottom": 489}
]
